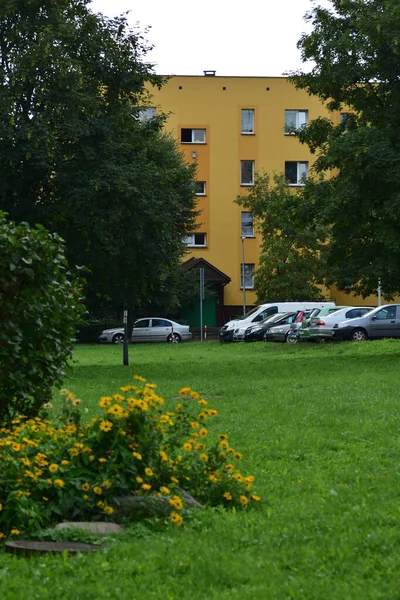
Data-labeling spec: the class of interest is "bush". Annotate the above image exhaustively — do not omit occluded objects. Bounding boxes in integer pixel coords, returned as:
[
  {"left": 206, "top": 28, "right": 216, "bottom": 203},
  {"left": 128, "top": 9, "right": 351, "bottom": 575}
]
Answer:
[
  {"left": 0, "top": 212, "right": 86, "bottom": 425},
  {"left": 0, "top": 376, "right": 260, "bottom": 538}
]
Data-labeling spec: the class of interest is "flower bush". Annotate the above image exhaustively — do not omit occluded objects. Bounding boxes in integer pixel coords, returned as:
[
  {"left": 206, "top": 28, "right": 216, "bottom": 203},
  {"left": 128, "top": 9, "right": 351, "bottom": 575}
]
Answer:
[{"left": 0, "top": 376, "right": 260, "bottom": 539}]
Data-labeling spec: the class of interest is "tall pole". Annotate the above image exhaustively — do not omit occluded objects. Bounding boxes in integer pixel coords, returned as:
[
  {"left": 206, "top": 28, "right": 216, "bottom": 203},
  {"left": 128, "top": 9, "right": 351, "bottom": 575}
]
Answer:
[
  {"left": 241, "top": 236, "right": 246, "bottom": 316},
  {"left": 123, "top": 308, "right": 129, "bottom": 366},
  {"left": 199, "top": 268, "right": 204, "bottom": 341}
]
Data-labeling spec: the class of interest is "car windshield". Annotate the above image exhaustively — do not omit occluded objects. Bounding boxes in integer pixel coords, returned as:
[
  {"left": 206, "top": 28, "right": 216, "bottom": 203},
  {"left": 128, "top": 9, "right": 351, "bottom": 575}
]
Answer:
[
  {"left": 259, "top": 312, "right": 288, "bottom": 325},
  {"left": 238, "top": 306, "right": 263, "bottom": 320}
]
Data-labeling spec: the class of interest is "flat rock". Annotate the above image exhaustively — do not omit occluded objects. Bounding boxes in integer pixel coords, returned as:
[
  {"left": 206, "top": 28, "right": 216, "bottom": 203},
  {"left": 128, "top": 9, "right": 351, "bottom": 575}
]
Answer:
[
  {"left": 5, "top": 540, "right": 100, "bottom": 556},
  {"left": 55, "top": 522, "right": 124, "bottom": 535}
]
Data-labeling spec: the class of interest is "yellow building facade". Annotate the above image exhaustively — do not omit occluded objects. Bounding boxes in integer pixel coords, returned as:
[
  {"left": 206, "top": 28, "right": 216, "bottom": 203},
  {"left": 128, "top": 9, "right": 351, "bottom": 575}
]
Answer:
[{"left": 148, "top": 74, "right": 387, "bottom": 325}]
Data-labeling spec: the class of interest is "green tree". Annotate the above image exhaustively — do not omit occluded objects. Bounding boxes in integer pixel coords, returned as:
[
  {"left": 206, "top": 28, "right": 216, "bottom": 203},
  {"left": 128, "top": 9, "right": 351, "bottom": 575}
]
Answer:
[
  {"left": 289, "top": 0, "right": 400, "bottom": 298},
  {"left": 0, "top": 212, "right": 85, "bottom": 425},
  {"left": 0, "top": 0, "right": 197, "bottom": 312},
  {"left": 236, "top": 172, "right": 328, "bottom": 302}
]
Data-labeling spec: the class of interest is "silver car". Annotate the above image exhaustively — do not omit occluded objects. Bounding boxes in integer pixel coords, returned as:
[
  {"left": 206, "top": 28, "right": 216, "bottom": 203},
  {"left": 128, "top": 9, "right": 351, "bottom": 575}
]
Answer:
[
  {"left": 306, "top": 306, "right": 374, "bottom": 342},
  {"left": 99, "top": 318, "right": 192, "bottom": 344},
  {"left": 333, "top": 304, "right": 400, "bottom": 341}
]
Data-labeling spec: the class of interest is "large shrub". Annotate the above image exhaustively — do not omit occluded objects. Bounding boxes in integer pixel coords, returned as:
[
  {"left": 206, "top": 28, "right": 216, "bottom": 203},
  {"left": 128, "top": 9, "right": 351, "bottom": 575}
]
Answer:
[{"left": 0, "top": 212, "right": 85, "bottom": 425}]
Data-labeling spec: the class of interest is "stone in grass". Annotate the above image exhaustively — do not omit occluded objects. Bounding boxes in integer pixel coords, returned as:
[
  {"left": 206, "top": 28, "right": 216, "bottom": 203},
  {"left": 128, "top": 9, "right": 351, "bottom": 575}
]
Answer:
[
  {"left": 113, "top": 489, "right": 204, "bottom": 521},
  {"left": 5, "top": 540, "right": 100, "bottom": 557},
  {"left": 55, "top": 522, "right": 124, "bottom": 536}
]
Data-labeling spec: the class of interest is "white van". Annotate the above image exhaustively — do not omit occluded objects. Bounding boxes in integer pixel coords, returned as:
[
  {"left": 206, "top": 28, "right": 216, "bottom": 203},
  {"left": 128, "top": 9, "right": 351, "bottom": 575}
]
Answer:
[{"left": 219, "top": 301, "right": 335, "bottom": 342}]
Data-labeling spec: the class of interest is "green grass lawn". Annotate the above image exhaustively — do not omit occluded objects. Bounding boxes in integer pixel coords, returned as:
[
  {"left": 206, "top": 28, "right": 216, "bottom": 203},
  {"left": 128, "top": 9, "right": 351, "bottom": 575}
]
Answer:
[{"left": 1, "top": 339, "right": 400, "bottom": 599}]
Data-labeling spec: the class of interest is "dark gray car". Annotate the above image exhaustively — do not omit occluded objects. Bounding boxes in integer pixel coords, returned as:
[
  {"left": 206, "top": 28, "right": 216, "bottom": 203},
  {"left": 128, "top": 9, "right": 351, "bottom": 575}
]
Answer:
[{"left": 332, "top": 304, "right": 400, "bottom": 341}]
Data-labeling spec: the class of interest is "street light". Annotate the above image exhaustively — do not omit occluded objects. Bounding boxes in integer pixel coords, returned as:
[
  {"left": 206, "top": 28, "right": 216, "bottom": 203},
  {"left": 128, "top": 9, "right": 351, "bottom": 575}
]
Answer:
[{"left": 241, "top": 235, "right": 246, "bottom": 316}]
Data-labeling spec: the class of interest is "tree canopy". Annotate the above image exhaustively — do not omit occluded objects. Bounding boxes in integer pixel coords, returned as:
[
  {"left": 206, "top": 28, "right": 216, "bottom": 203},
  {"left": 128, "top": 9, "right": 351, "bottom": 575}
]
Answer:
[
  {"left": 236, "top": 173, "right": 328, "bottom": 302},
  {"left": 289, "top": 0, "right": 400, "bottom": 298},
  {"left": 0, "top": 0, "right": 197, "bottom": 311}
]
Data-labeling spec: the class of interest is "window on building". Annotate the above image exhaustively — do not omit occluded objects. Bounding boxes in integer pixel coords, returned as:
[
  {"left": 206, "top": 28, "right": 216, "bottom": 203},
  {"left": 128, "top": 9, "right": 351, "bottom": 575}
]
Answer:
[
  {"left": 240, "top": 160, "right": 255, "bottom": 186},
  {"left": 181, "top": 128, "right": 206, "bottom": 143},
  {"left": 284, "top": 110, "right": 308, "bottom": 134},
  {"left": 240, "top": 263, "right": 255, "bottom": 289},
  {"left": 138, "top": 107, "right": 156, "bottom": 122},
  {"left": 195, "top": 181, "right": 206, "bottom": 195},
  {"left": 183, "top": 233, "right": 207, "bottom": 247},
  {"left": 285, "top": 161, "right": 308, "bottom": 186},
  {"left": 241, "top": 109, "right": 255, "bottom": 134},
  {"left": 241, "top": 212, "right": 254, "bottom": 237}
]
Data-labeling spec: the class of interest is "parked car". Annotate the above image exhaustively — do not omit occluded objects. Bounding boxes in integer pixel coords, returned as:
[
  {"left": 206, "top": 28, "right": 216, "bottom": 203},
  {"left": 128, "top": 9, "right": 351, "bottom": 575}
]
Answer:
[
  {"left": 332, "top": 304, "right": 400, "bottom": 341},
  {"left": 302, "top": 306, "right": 374, "bottom": 343},
  {"left": 219, "top": 301, "right": 335, "bottom": 342},
  {"left": 245, "top": 312, "right": 298, "bottom": 342},
  {"left": 233, "top": 313, "right": 285, "bottom": 342},
  {"left": 264, "top": 310, "right": 313, "bottom": 343},
  {"left": 297, "top": 306, "right": 351, "bottom": 342},
  {"left": 99, "top": 318, "right": 192, "bottom": 344}
]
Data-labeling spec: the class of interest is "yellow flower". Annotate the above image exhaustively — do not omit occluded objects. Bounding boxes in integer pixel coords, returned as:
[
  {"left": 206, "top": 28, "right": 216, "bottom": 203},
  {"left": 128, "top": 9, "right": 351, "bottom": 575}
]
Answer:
[
  {"left": 234, "top": 452, "right": 242, "bottom": 460},
  {"left": 69, "top": 448, "right": 79, "bottom": 456},
  {"left": 81, "top": 482, "right": 90, "bottom": 491},
  {"left": 169, "top": 495, "right": 183, "bottom": 510},
  {"left": 49, "top": 464, "right": 59, "bottom": 473},
  {"left": 21, "top": 457, "right": 31, "bottom": 467},
  {"left": 142, "top": 483, "right": 152, "bottom": 491},
  {"left": 159, "top": 451, "right": 168, "bottom": 462},
  {"left": 198, "top": 399, "right": 208, "bottom": 406},
  {"left": 145, "top": 467, "right": 154, "bottom": 477},
  {"left": 53, "top": 479, "right": 64, "bottom": 488},
  {"left": 170, "top": 476, "right": 179, "bottom": 484},
  {"left": 183, "top": 442, "right": 192, "bottom": 452},
  {"left": 136, "top": 476, "right": 143, "bottom": 484},
  {"left": 103, "top": 505, "right": 114, "bottom": 515},
  {"left": 240, "top": 495, "right": 249, "bottom": 505},
  {"left": 200, "top": 453, "right": 208, "bottom": 462},
  {"left": 11, "top": 529, "right": 20, "bottom": 535},
  {"left": 89, "top": 455, "right": 95, "bottom": 462},
  {"left": 224, "top": 492, "right": 232, "bottom": 501},
  {"left": 61, "top": 460, "right": 69, "bottom": 466},
  {"left": 208, "top": 409, "right": 218, "bottom": 417},
  {"left": 160, "top": 486, "right": 170, "bottom": 495},
  {"left": 93, "top": 486, "right": 103, "bottom": 495},
  {"left": 83, "top": 494, "right": 89, "bottom": 500},
  {"left": 73, "top": 399, "right": 82, "bottom": 406},
  {"left": 199, "top": 428, "right": 208, "bottom": 438},
  {"left": 169, "top": 512, "right": 183, "bottom": 526},
  {"left": 103, "top": 480, "right": 112, "bottom": 489},
  {"left": 0, "top": 533, "right": 6, "bottom": 539},
  {"left": 98, "top": 458, "right": 107, "bottom": 463},
  {"left": 99, "top": 420, "right": 113, "bottom": 432},
  {"left": 133, "top": 374, "right": 146, "bottom": 382},
  {"left": 113, "top": 394, "right": 124, "bottom": 402},
  {"left": 0, "top": 503, "right": 2, "bottom": 511},
  {"left": 209, "top": 474, "right": 218, "bottom": 483},
  {"left": 190, "top": 422, "right": 200, "bottom": 429},
  {"left": 99, "top": 396, "right": 112, "bottom": 408},
  {"left": 250, "top": 495, "right": 261, "bottom": 501},
  {"left": 179, "top": 387, "right": 191, "bottom": 395},
  {"left": 12, "top": 443, "right": 21, "bottom": 452},
  {"left": 133, "top": 451, "right": 142, "bottom": 460},
  {"left": 107, "top": 404, "right": 124, "bottom": 417},
  {"left": 244, "top": 476, "right": 255, "bottom": 483},
  {"left": 219, "top": 440, "right": 229, "bottom": 449},
  {"left": 233, "top": 472, "right": 243, "bottom": 482}
]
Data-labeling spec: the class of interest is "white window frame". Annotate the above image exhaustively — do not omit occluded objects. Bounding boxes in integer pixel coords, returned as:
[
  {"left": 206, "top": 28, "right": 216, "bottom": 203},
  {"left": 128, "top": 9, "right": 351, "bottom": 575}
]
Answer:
[
  {"left": 138, "top": 107, "right": 156, "bottom": 122},
  {"left": 284, "top": 110, "right": 308, "bottom": 135},
  {"left": 285, "top": 161, "right": 308, "bottom": 186},
  {"left": 183, "top": 233, "right": 207, "bottom": 247},
  {"left": 240, "top": 160, "right": 255, "bottom": 186},
  {"left": 240, "top": 263, "right": 255, "bottom": 290},
  {"left": 195, "top": 181, "right": 206, "bottom": 196},
  {"left": 241, "top": 212, "right": 254, "bottom": 237},
  {"left": 181, "top": 128, "right": 206, "bottom": 144},
  {"left": 241, "top": 109, "right": 255, "bottom": 134}
]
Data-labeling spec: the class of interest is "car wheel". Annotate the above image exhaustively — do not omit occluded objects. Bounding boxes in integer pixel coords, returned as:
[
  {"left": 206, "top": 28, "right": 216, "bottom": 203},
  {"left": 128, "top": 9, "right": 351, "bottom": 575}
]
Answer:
[
  {"left": 286, "top": 331, "right": 298, "bottom": 344},
  {"left": 167, "top": 332, "right": 181, "bottom": 343},
  {"left": 350, "top": 328, "right": 368, "bottom": 342},
  {"left": 112, "top": 333, "right": 124, "bottom": 344}
]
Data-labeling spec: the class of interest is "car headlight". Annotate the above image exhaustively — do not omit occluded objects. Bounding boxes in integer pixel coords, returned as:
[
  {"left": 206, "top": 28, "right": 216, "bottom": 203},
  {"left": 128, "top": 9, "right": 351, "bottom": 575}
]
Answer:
[
  {"left": 336, "top": 322, "right": 348, "bottom": 329},
  {"left": 269, "top": 327, "right": 285, "bottom": 333},
  {"left": 249, "top": 327, "right": 262, "bottom": 333}
]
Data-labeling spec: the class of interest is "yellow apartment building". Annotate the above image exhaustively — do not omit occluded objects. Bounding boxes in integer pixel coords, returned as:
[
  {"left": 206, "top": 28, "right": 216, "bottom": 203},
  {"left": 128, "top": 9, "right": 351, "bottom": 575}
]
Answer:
[{"left": 147, "top": 73, "right": 388, "bottom": 326}]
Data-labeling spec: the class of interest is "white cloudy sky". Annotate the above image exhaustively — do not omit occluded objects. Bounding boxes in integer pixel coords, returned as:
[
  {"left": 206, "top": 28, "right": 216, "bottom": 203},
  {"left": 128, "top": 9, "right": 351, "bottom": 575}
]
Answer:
[{"left": 88, "top": 0, "right": 332, "bottom": 77}]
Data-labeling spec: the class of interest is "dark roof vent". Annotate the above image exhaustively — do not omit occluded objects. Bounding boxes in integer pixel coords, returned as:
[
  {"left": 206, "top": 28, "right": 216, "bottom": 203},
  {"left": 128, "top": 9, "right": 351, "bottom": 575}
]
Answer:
[{"left": 203, "top": 70, "right": 216, "bottom": 76}]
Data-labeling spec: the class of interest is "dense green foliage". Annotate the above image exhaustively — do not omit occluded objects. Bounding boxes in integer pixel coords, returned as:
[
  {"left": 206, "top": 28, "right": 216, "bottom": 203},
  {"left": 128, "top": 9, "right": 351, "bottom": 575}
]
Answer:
[
  {"left": 1, "top": 340, "right": 400, "bottom": 598},
  {"left": 289, "top": 0, "right": 400, "bottom": 298},
  {"left": 236, "top": 172, "right": 328, "bottom": 301},
  {"left": 0, "top": 213, "right": 85, "bottom": 425},
  {"left": 0, "top": 0, "right": 197, "bottom": 312}
]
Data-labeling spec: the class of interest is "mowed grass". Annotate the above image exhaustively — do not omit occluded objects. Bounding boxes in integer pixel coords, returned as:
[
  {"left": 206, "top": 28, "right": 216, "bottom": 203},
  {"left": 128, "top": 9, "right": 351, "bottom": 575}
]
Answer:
[{"left": 2, "top": 339, "right": 400, "bottom": 599}]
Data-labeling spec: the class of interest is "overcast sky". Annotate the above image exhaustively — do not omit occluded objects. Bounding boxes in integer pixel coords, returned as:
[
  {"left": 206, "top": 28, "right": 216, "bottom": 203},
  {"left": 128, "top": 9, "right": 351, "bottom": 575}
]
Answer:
[{"left": 88, "top": 0, "right": 331, "bottom": 77}]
